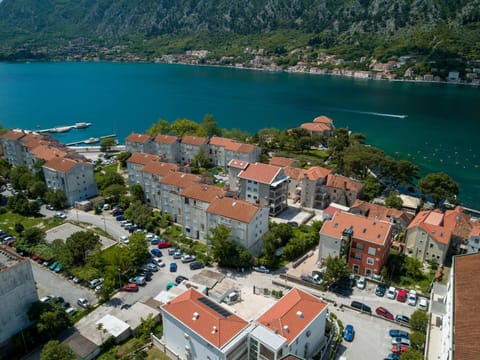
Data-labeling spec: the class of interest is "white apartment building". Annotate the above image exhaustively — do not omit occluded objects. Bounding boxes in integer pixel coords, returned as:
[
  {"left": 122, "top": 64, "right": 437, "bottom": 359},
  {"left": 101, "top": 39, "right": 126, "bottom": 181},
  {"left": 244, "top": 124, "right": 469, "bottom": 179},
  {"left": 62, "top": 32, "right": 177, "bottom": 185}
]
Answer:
[
  {"left": 142, "top": 160, "right": 179, "bottom": 209},
  {"left": 154, "top": 134, "right": 181, "bottom": 163},
  {"left": 208, "top": 136, "right": 261, "bottom": 169},
  {"left": 125, "top": 132, "right": 155, "bottom": 154},
  {"left": 180, "top": 135, "right": 208, "bottom": 165},
  {"left": 126, "top": 152, "right": 162, "bottom": 186}
]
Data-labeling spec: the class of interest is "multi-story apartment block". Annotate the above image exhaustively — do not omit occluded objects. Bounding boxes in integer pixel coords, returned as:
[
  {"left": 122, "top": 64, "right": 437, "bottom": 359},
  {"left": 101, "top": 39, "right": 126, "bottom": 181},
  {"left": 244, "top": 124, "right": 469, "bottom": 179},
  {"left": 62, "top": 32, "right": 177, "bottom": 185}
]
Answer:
[
  {"left": 0, "top": 130, "right": 33, "bottom": 166},
  {"left": 153, "top": 134, "right": 181, "bottom": 163},
  {"left": 160, "top": 172, "right": 202, "bottom": 223},
  {"left": 465, "top": 220, "right": 480, "bottom": 254},
  {"left": 142, "top": 160, "right": 179, "bottom": 209},
  {"left": 0, "top": 246, "right": 38, "bottom": 349},
  {"left": 126, "top": 152, "right": 162, "bottom": 186},
  {"left": 180, "top": 135, "right": 208, "bottom": 165},
  {"left": 160, "top": 287, "right": 329, "bottom": 360},
  {"left": 125, "top": 132, "right": 155, "bottom": 154},
  {"left": 43, "top": 157, "right": 98, "bottom": 206},
  {"left": 349, "top": 199, "right": 413, "bottom": 232},
  {"left": 208, "top": 136, "right": 261, "bottom": 169},
  {"left": 181, "top": 184, "right": 225, "bottom": 240},
  {"left": 284, "top": 166, "right": 332, "bottom": 209},
  {"left": 237, "top": 163, "right": 289, "bottom": 216},
  {"left": 206, "top": 197, "right": 269, "bottom": 255},
  {"left": 319, "top": 211, "right": 394, "bottom": 276},
  {"left": 324, "top": 174, "right": 364, "bottom": 208},
  {"left": 26, "top": 144, "right": 67, "bottom": 171},
  {"left": 227, "top": 159, "right": 249, "bottom": 191}
]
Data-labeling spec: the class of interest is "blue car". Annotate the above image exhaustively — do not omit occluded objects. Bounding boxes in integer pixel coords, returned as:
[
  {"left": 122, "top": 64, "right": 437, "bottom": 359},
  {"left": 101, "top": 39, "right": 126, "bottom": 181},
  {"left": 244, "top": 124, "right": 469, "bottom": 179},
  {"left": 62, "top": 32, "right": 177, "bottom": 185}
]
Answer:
[
  {"left": 343, "top": 324, "right": 355, "bottom": 342},
  {"left": 385, "top": 353, "right": 401, "bottom": 360},
  {"left": 150, "top": 248, "right": 162, "bottom": 257},
  {"left": 170, "top": 262, "right": 177, "bottom": 272},
  {"left": 150, "top": 237, "right": 161, "bottom": 245},
  {"left": 389, "top": 329, "right": 409, "bottom": 339},
  {"left": 49, "top": 261, "right": 58, "bottom": 270},
  {"left": 54, "top": 262, "right": 63, "bottom": 273}
]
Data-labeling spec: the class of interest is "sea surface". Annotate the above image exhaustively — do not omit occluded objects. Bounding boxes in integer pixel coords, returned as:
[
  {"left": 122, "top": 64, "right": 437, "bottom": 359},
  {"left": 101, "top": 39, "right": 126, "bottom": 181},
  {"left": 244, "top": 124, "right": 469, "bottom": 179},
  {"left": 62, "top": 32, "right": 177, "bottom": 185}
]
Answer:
[{"left": 0, "top": 62, "right": 478, "bottom": 208}]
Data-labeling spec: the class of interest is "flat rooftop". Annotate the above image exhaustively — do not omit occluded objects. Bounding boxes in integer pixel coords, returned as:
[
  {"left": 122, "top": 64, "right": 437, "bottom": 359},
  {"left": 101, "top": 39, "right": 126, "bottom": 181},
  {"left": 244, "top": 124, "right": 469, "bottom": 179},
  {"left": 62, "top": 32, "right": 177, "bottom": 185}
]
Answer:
[{"left": 0, "top": 246, "right": 24, "bottom": 272}]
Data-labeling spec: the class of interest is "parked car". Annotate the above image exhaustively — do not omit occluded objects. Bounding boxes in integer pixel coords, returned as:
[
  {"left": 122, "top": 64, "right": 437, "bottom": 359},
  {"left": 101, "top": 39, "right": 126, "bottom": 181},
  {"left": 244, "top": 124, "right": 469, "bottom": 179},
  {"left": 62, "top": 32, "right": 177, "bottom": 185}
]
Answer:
[
  {"left": 253, "top": 265, "right": 270, "bottom": 273},
  {"left": 376, "top": 306, "right": 394, "bottom": 320},
  {"left": 158, "top": 241, "right": 172, "bottom": 249},
  {"left": 329, "top": 281, "right": 353, "bottom": 297},
  {"left": 115, "top": 214, "right": 125, "bottom": 221},
  {"left": 128, "top": 276, "right": 146, "bottom": 286},
  {"left": 54, "top": 262, "right": 63, "bottom": 273},
  {"left": 389, "top": 329, "right": 410, "bottom": 339},
  {"left": 391, "top": 344, "right": 409, "bottom": 354},
  {"left": 181, "top": 254, "right": 196, "bottom": 263},
  {"left": 418, "top": 298, "right": 429, "bottom": 310},
  {"left": 395, "top": 315, "right": 410, "bottom": 326},
  {"left": 169, "top": 262, "right": 177, "bottom": 272},
  {"left": 77, "top": 298, "right": 90, "bottom": 308},
  {"left": 173, "top": 251, "right": 183, "bottom": 259},
  {"left": 66, "top": 307, "right": 78, "bottom": 316},
  {"left": 350, "top": 301, "right": 372, "bottom": 313},
  {"left": 40, "top": 294, "right": 56, "bottom": 303},
  {"left": 166, "top": 282, "right": 177, "bottom": 290},
  {"left": 145, "top": 263, "right": 158, "bottom": 272},
  {"left": 54, "top": 212, "right": 67, "bottom": 219},
  {"left": 397, "top": 289, "right": 407, "bottom": 303},
  {"left": 175, "top": 275, "right": 189, "bottom": 284},
  {"left": 376, "top": 283, "right": 387, "bottom": 297},
  {"left": 391, "top": 337, "right": 411, "bottom": 346},
  {"left": 385, "top": 353, "right": 401, "bottom": 360},
  {"left": 408, "top": 290, "right": 417, "bottom": 306},
  {"left": 343, "top": 324, "right": 355, "bottom": 342},
  {"left": 189, "top": 261, "right": 204, "bottom": 270},
  {"left": 88, "top": 278, "right": 103, "bottom": 289},
  {"left": 49, "top": 261, "right": 58, "bottom": 271},
  {"left": 46, "top": 204, "right": 56, "bottom": 210},
  {"left": 150, "top": 248, "right": 162, "bottom": 257},
  {"left": 357, "top": 276, "right": 366, "bottom": 289},
  {"left": 150, "top": 237, "right": 161, "bottom": 245},
  {"left": 122, "top": 283, "right": 139, "bottom": 292},
  {"left": 387, "top": 286, "right": 397, "bottom": 300},
  {"left": 120, "top": 235, "right": 129, "bottom": 244},
  {"left": 168, "top": 247, "right": 178, "bottom": 255}
]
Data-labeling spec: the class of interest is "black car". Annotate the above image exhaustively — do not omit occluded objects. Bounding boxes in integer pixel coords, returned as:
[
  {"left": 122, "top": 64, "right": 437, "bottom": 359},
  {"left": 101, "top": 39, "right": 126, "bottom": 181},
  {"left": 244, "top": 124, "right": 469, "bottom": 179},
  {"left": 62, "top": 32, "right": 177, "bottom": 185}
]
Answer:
[
  {"left": 376, "top": 283, "right": 387, "bottom": 297},
  {"left": 189, "top": 261, "right": 204, "bottom": 270},
  {"left": 138, "top": 270, "right": 152, "bottom": 281},
  {"left": 175, "top": 275, "right": 189, "bottom": 284},
  {"left": 395, "top": 315, "right": 410, "bottom": 326},
  {"left": 350, "top": 300, "right": 372, "bottom": 313}
]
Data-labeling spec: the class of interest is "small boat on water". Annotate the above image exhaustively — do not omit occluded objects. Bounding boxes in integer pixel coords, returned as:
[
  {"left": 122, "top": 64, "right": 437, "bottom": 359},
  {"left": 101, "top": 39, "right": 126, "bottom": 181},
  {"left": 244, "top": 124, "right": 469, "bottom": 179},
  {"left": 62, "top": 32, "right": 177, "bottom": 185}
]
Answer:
[
  {"left": 49, "top": 126, "right": 74, "bottom": 133},
  {"left": 75, "top": 122, "right": 92, "bottom": 129},
  {"left": 83, "top": 137, "right": 99, "bottom": 144}
]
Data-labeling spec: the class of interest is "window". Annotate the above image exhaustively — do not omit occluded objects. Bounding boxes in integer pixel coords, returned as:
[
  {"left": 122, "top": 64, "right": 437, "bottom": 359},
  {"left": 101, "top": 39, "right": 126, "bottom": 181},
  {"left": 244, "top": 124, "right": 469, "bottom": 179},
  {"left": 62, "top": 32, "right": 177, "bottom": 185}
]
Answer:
[
  {"left": 368, "top": 247, "right": 376, "bottom": 255},
  {"left": 356, "top": 243, "right": 364, "bottom": 250},
  {"left": 353, "top": 253, "right": 362, "bottom": 260},
  {"left": 367, "top": 257, "right": 374, "bottom": 265},
  {"left": 430, "top": 243, "right": 434, "bottom": 248}
]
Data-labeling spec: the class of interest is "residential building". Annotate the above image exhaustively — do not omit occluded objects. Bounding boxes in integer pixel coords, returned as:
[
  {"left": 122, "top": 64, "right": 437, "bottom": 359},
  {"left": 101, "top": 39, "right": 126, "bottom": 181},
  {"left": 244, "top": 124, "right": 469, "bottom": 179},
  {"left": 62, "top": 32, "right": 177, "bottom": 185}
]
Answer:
[
  {"left": 154, "top": 134, "right": 181, "bottom": 163},
  {"left": 253, "top": 288, "right": 328, "bottom": 360},
  {"left": 227, "top": 159, "right": 249, "bottom": 191},
  {"left": 208, "top": 136, "right": 261, "bottom": 169},
  {"left": 125, "top": 132, "right": 155, "bottom": 154},
  {"left": 0, "top": 246, "right": 38, "bottom": 349},
  {"left": 43, "top": 157, "right": 98, "bottom": 206},
  {"left": 161, "top": 288, "right": 251, "bottom": 360},
  {"left": 26, "top": 144, "right": 68, "bottom": 171},
  {"left": 207, "top": 197, "right": 269, "bottom": 255},
  {"left": 237, "top": 162, "right": 289, "bottom": 216},
  {"left": 0, "top": 130, "right": 31, "bottom": 166},
  {"left": 142, "top": 160, "right": 179, "bottom": 209},
  {"left": 318, "top": 211, "right": 394, "bottom": 276},
  {"left": 285, "top": 166, "right": 332, "bottom": 209},
  {"left": 160, "top": 172, "right": 202, "bottom": 223},
  {"left": 443, "top": 206, "right": 474, "bottom": 256},
  {"left": 324, "top": 174, "right": 364, "bottom": 208},
  {"left": 405, "top": 210, "right": 453, "bottom": 264},
  {"left": 180, "top": 135, "right": 208, "bottom": 165},
  {"left": 126, "top": 152, "right": 162, "bottom": 186},
  {"left": 300, "top": 122, "right": 332, "bottom": 137},
  {"left": 465, "top": 220, "right": 480, "bottom": 254},
  {"left": 181, "top": 184, "right": 225, "bottom": 240},
  {"left": 349, "top": 200, "right": 414, "bottom": 232},
  {"left": 269, "top": 157, "right": 298, "bottom": 168}
]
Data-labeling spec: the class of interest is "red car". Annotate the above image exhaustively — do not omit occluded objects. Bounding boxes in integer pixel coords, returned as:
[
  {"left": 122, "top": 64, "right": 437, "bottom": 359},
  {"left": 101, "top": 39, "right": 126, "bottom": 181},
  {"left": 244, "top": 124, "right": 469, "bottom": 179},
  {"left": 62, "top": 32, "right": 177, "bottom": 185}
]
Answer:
[
  {"left": 158, "top": 241, "right": 172, "bottom": 249},
  {"left": 122, "top": 283, "right": 139, "bottom": 292},
  {"left": 397, "top": 289, "right": 407, "bottom": 303},
  {"left": 392, "top": 344, "right": 409, "bottom": 354},
  {"left": 375, "top": 306, "right": 394, "bottom": 320}
]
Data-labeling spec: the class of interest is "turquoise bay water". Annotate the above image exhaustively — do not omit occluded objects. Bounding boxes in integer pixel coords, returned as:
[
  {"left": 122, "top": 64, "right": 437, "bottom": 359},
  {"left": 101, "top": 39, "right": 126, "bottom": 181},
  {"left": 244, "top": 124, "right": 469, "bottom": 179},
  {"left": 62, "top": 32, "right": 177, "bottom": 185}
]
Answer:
[{"left": 0, "top": 62, "right": 478, "bottom": 207}]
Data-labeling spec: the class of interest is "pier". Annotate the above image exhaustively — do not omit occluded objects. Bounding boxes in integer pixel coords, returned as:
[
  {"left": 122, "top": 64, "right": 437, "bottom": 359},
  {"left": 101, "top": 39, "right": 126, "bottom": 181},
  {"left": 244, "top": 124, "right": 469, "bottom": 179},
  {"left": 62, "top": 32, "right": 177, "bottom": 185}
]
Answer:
[
  {"left": 66, "top": 134, "right": 116, "bottom": 146},
  {"left": 37, "top": 122, "right": 92, "bottom": 133}
]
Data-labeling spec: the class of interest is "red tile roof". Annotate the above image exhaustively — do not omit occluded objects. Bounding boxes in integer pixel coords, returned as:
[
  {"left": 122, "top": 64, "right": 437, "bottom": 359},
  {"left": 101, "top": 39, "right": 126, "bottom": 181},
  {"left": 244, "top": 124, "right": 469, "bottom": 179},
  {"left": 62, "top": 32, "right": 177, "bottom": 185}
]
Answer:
[
  {"left": 313, "top": 115, "right": 334, "bottom": 125},
  {"left": 127, "top": 152, "right": 161, "bottom": 165},
  {"left": 305, "top": 166, "right": 331, "bottom": 181},
  {"left": 321, "top": 211, "right": 393, "bottom": 245},
  {"left": 350, "top": 200, "right": 413, "bottom": 225},
  {"left": 160, "top": 172, "right": 202, "bottom": 188},
  {"left": 284, "top": 167, "right": 305, "bottom": 180},
  {"left": 207, "top": 197, "right": 262, "bottom": 223},
  {"left": 43, "top": 157, "right": 78, "bottom": 173},
  {"left": 29, "top": 145, "right": 68, "bottom": 161},
  {"left": 209, "top": 136, "right": 239, "bottom": 149},
  {"left": 326, "top": 174, "right": 364, "bottom": 193},
  {"left": 142, "top": 161, "right": 178, "bottom": 176},
  {"left": 453, "top": 253, "right": 480, "bottom": 360},
  {"left": 471, "top": 220, "right": 480, "bottom": 237},
  {"left": 238, "top": 162, "right": 283, "bottom": 184},
  {"left": 154, "top": 134, "right": 179, "bottom": 145},
  {"left": 407, "top": 210, "right": 452, "bottom": 245},
  {"left": 228, "top": 159, "right": 249, "bottom": 170},
  {"left": 1, "top": 130, "right": 26, "bottom": 141},
  {"left": 444, "top": 206, "right": 473, "bottom": 240},
  {"left": 125, "top": 132, "right": 152, "bottom": 144},
  {"left": 300, "top": 122, "right": 331, "bottom": 133},
  {"left": 256, "top": 288, "right": 327, "bottom": 345},
  {"left": 181, "top": 135, "right": 208, "bottom": 146},
  {"left": 270, "top": 157, "right": 297, "bottom": 168},
  {"left": 181, "top": 184, "right": 225, "bottom": 204},
  {"left": 162, "top": 288, "right": 248, "bottom": 349}
]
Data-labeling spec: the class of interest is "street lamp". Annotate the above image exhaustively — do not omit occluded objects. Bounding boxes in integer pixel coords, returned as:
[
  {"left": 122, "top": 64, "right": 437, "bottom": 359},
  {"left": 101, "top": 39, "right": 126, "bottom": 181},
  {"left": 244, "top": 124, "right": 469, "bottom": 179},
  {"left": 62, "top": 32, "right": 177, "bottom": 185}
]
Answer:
[{"left": 118, "top": 268, "right": 122, "bottom": 288}]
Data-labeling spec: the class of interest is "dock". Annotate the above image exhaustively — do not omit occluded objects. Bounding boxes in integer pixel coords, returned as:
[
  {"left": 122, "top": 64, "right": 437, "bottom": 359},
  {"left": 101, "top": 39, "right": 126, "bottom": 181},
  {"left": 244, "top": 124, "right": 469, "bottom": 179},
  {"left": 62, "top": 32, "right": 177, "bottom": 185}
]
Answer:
[
  {"left": 37, "top": 122, "right": 92, "bottom": 133},
  {"left": 66, "top": 134, "right": 116, "bottom": 146}
]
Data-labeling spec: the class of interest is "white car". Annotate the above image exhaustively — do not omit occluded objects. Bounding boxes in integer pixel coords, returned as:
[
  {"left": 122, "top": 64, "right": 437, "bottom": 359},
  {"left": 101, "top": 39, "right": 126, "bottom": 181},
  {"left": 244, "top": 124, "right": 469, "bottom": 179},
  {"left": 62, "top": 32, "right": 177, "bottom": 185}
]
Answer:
[
  {"left": 54, "top": 212, "right": 67, "bottom": 219},
  {"left": 356, "top": 276, "right": 366, "bottom": 289},
  {"left": 181, "top": 254, "right": 196, "bottom": 263},
  {"left": 387, "top": 286, "right": 397, "bottom": 299},
  {"left": 120, "top": 235, "right": 129, "bottom": 244},
  {"left": 418, "top": 297, "right": 429, "bottom": 310},
  {"left": 77, "top": 298, "right": 90, "bottom": 308},
  {"left": 408, "top": 290, "right": 417, "bottom": 306}
]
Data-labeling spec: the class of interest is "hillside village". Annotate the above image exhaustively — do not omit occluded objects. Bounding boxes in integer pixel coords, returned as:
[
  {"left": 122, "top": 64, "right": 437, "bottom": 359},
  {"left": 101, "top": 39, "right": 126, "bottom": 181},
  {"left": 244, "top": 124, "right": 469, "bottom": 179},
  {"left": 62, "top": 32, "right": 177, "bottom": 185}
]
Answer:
[{"left": 1, "top": 117, "right": 480, "bottom": 360}]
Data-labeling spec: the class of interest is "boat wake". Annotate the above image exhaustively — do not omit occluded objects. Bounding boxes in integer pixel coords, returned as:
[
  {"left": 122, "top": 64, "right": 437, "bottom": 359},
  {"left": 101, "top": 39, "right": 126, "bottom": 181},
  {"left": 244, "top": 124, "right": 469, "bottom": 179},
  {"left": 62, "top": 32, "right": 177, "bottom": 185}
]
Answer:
[{"left": 324, "top": 107, "right": 408, "bottom": 119}]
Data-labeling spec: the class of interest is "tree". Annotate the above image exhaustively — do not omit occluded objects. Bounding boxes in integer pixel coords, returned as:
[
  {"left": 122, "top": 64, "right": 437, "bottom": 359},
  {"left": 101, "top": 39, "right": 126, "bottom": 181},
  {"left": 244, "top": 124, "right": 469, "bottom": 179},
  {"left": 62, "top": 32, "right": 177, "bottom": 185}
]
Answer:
[
  {"left": 40, "top": 340, "right": 76, "bottom": 360},
  {"left": 97, "top": 171, "right": 125, "bottom": 190},
  {"left": 193, "top": 148, "right": 211, "bottom": 169},
  {"left": 103, "top": 183, "right": 127, "bottom": 204},
  {"left": 207, "top": 224, "right": 252, "bottom": 268},
  {"left": 64, "top": 231, "right": 101, "bottom": 266},
  {"left": 362, "top": 175, "right": 381, "bottom": 201},
  {"left": 22, "top": 228, "right": 45, "bottom": 247},
  {"left": 127, "top": 233, "right": 149, "bottom": 267},
  {"left": 170, "top": 118, "right": 202, "bottom": 136},
  {"left": 201, "top": 114, "right": 221, "bottom": 137},
  {"left": 385, "top": 192, "right": 403, "bottom": 209},
  {"left": 130, "top": 184, "right": 145, "bottom": 203},
  {"left": 410, "top": 310, "right": 429, "bottom": 333},
  {"left": 29, "top": 301, "right": 71, "bottom": 339},
  {"left": 322, "top": 256, "right": 350, "bottom": 285},
  {"left": 146, "top": 118, "right": 171, "bottom": 136},
  {"left": 124, "top": 201, "right": 152, "bottom": 229},
  {"left": 418, "top": 172, "right": 459, "bottom": 206},
  {"left": 399, "top": 349, "right": 424, "bottom": 360},
  {"left": 44, "top": 189, "right": 67, "bottom": 209},
  {"left": 116, "top": 151, "right": 132, "bottom": 169},
  {"left": 29, "top": 180, "right": 47, "bottom": 199},
  {"left": 137, "top": 314, "right": 158, "bottom": 341},
  {"left": 14, "top": 222, "right": 25, "bottom": 234},
  {"left": 410, "top": 331, "right": 426, "bottom": 351},
  {"left": 9, "top": 165, "right": 35, "bottom": 190},
  {"left": 100, "top": 137, "right": 116, "bottom": 152}
]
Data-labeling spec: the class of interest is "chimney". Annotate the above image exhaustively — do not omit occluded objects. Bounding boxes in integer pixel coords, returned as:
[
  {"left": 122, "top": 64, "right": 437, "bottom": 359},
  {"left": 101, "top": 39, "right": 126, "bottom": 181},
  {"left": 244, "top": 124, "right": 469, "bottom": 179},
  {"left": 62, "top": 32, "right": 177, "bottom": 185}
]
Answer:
[
  {"left": 192, "top": 312, "right": 199, "bottom": 320},
  {"left": 211, "top": 326, "right": 217, "bottom": 334},
  {"left": 296, "top": 310, "right": 303, "bottom": 319},
  {"left": 283, "top": 325, "right": 289, "bottom": 333}
]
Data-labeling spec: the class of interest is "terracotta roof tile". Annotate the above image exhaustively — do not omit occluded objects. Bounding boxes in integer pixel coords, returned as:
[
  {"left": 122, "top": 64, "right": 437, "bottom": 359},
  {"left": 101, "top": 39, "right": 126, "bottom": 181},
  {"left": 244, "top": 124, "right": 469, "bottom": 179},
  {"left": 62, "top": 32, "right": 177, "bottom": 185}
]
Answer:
[
  {"left": 350, "top": 200, "right": 413, "bottom": 225},
  {"left": 256, "top": 288, "right": 327, "bottom": 345},
  {"left": 160, "top": 172, "right": 202, "bottom": 188},
  {"left": 228, "top": 159, "right": 249, "bottom": 170},
  {"left": 154, "top": 134, "right": 179, "bottom": 145},
  {"left": 207, "top": 197, "right": 262, "bottom": 223},
  {"left": 444, "top": 206, "right": 473, "bottom": 240},
  {"left": 43, "top": 157, "right": 78, "bottom": 173},
  {"left": 162, "top": 289, "right": 248, "bottom": 349},
  {"left": 181, "top": 184, "right": 225, "bottom": 204},
  {"left": 305, "top": 166, "right": 331, "bottom": 181},
  {"left": 238, "top": 162, "right": 283, "bottom": 184},
  {"left": 326, "top": 174, "right": 364, "bottom": 193},
  {"left": 29, "top": 145, "right": 68, "bottom": 161},
  {"left": 284, "top": 167, "right": 306, "bottom": 180},
  {"left": 471, "top": 220, "right": 480, "bottom": 237},
  {"left": 453, "top": 253, "right": 480, "bottom": 360},
  {"left": 313, "top": 115, "right": 334, "bottom": 125},
  {"left": 209, "top": 136, "right": 241, "bottom": 150},
  {"left": 270, "top": 157, "right": 297, "bottom": 168},
  {"left": 125, "top": 132, "right": 152, "bottom": 144},
  {"left": 300, "top": 122, "right": 331, "bottom": 133},
  {"left": 142, "top": 161, "right": 178, "bottom": 176},
  {"left": 127, "top": 152, "right": 161, "bottom": 165},
  {"left": 321, "top": 211, "right": 393, "bottom": 245},
  {"left": 236, "top": 143, "right": 257, "bottom": 154},
  {"left": 1, "top": 130, "right": 26, "bottom": 141},
  {"left": 182, "top": 135, "right": 208, "bottom": 146},
  {"left": 407, "top": 210, "right": 452, "bottom": 245}
]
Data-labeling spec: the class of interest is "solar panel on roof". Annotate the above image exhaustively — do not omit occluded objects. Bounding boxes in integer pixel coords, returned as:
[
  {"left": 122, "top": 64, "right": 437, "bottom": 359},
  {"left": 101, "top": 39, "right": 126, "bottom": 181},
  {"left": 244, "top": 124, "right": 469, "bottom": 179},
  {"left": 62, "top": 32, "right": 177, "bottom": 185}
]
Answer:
[{"left": 198, "top": 297, "right": 232, "bottom": 318}]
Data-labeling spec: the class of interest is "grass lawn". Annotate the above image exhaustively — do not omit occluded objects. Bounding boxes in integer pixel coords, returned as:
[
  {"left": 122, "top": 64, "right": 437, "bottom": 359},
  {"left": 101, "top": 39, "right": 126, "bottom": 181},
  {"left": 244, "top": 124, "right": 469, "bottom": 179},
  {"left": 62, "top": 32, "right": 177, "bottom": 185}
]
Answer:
[
  {"left": 146, "top": 347, "right": 170, "bottom": 360},
  {"left": 274, "top": 149, "right": 329, "bottom": 167},
  {"left": 0, "top": 211, "right": 63, "bottom": 235}
]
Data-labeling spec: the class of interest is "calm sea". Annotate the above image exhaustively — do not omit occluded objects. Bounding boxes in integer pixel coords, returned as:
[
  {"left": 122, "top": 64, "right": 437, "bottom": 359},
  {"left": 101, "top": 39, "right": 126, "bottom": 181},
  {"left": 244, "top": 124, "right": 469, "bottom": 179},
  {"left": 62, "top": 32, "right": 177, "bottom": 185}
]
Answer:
[{"left": 0, "top": 62, "right": 478, "bottom": 208}]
